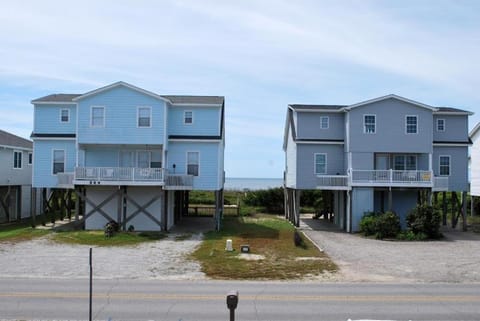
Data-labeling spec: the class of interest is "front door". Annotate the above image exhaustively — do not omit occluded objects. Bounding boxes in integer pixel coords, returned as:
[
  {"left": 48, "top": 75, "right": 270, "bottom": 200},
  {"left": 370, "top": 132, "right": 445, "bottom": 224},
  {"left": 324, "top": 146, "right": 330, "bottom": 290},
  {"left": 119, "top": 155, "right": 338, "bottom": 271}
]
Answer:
[{"left": 375, "top": 154, "right": 390, "bottom": 170}]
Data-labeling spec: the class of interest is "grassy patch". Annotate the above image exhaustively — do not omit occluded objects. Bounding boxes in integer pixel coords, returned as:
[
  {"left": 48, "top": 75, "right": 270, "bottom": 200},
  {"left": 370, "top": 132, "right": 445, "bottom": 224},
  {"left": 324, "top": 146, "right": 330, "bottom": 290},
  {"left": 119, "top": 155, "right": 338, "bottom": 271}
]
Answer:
[
  {"left": 191, "top": 215, "right": 337, "bottom": 280},
  {"left": 0, "top": 223, "right": 49, "bottom": 243},
  {"left": 52, "top": 230, "right": 166, "bottom": 246}
]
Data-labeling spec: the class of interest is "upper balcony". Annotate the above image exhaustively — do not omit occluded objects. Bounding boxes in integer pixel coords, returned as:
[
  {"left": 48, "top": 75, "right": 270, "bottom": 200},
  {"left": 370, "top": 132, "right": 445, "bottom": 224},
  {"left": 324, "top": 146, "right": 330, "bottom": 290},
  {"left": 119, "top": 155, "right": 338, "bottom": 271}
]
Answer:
[
  {"left": 58, "top": 167, "right": 194, "bottom": 189},
  {"left": 316, "top": 169, "right": 448, "bottom": 191}
]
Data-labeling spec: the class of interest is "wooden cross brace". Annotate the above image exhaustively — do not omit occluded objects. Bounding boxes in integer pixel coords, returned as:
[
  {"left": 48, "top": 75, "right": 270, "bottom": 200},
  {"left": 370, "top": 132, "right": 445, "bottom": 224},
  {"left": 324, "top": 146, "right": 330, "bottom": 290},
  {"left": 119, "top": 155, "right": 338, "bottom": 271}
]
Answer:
[
  {"left": 74, "top": 189, "right": 119, "bottom": 222},
  {"left": 124, "top": 193, "right": 162, "bottom": 227}
]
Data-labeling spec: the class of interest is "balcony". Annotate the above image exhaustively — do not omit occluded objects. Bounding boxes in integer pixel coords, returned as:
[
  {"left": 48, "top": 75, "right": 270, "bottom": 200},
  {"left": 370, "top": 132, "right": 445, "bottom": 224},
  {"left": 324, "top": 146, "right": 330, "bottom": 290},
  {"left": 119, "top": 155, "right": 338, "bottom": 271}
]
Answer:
[
  {"left": 57, "top": 172, "right": 74, "bottom": 188},
  {"left": 73, "top": 167, "right": 194, "bottom": 189},
  {"left": 316, "top": 170, "right": 448, "bottom": 190}
]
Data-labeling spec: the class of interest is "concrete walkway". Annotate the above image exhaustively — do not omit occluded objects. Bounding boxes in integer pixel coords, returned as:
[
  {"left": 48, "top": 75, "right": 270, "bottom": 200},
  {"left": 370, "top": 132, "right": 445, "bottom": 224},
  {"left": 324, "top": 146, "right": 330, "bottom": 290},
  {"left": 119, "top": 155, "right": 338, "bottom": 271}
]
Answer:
[{"left": 300, "top": 216, "right": 480, "bottom": 283}]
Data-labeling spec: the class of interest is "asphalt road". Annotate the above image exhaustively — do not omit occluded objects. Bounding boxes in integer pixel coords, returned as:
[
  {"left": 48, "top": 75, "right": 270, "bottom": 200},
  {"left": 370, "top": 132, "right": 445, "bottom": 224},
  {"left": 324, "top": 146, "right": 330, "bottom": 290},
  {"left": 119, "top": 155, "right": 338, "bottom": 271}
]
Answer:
[{"left": 1, "top": 278, "right": 479, "bottom": 321}]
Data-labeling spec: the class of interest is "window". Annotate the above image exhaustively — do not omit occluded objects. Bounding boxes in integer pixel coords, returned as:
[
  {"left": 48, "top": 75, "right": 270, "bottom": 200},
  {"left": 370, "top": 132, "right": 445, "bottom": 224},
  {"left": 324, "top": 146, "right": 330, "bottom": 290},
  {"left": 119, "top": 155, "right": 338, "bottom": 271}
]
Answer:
[
  {"left": 28, "top": 152, "right": 33, "bottom": 165},
  {"left": 364, "top": 115, "right": 376, "bottom": 134},
  {"left": 150, "top": 151, "right": 162, "bottom": 168},
  {"left": 187, "top": 151, "right": 199, "bottom": 176},
  {"left": 60, "top": 109, "right": 69, "bottom": 122},
  {"left": 13, "top": 151, "right": 22, "bottom": 169},
  {"left": 91, "top": 107, "right": 105, "bottom": 127},
  {"left": 406, "top": 115, "right": 418, "bottom": 134},
  {"left": 53, "top": 150, "right": 65, "bottom": 174},
  {"left": 437, "top": 119, "right": 445, "bottom": 132},
  {"left": 137, "top": 151, "right": 150, "bottom": 168},
  {"left": 439, "top": 156, "right": 450, "bottom": 176},
  {"left": 394, "top": 155, "right": 417, "bottom": 171},
  {"left": 314, "top": 153, "right": 327, "bottom": 175},
  {"left": 119, "top": 151, "right": 134, "bottom": 167},
  {"left": 320, "top": 116, "right": 329, "bottom": 129},
  {"left": 184, "top": 111, "right": 193, "bottom": 124},
  {"left": 137, "top": 107, "right": 151, "bottom": 127}
]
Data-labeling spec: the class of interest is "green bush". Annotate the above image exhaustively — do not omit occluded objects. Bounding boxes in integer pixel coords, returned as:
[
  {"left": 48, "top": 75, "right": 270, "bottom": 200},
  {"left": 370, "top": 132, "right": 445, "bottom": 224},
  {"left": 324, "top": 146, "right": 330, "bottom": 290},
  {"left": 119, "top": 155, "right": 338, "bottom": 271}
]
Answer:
[
  {"left": 406, "top": 205, "right": 441, "bottom": 239},
  {"left": 243, "top": 188, "right": 284, "bottom": 213},
  {"left": 359, "top": 211, "right": 401, "bottom": 239}
]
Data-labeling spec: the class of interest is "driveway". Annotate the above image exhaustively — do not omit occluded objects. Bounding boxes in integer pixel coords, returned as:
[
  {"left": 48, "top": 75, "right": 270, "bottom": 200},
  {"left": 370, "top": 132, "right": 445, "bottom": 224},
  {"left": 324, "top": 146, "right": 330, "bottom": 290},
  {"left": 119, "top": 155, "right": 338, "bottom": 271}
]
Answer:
[{"left": 300, "top": 216, "right": 480, "bottom": 283}]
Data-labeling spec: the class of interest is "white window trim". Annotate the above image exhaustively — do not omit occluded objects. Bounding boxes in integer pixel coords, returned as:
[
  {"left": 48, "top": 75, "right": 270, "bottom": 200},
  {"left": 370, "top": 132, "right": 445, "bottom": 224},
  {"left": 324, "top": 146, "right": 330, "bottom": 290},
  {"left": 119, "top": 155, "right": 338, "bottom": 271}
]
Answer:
[
  {"left": 52, "top": 149, "right": 65, "bottom": 175},
  {"left": 28, "top": 152, "right": 33, "bottom": 165},
  {"left": 439, "top": 155, "right": 451, "bottom": 176},
  {"left": 320, "top": 116, "right": 329, "bottom": 129},
  {"left": 405, "top": 115, "right": 418, "bottom": 134},
  {"left": 314, "top": 153, "right": 327, "bottom": 175},
  {"left": 184, "top": 110, "right": 194, "bottom": 125},
  {"left": 90, "top": 106, "right": 105, "bottom": 128},
  {"left": 13, "top": 150, "right": 22, "bottom": 169},
  {"left": 137, "top": 106, "right": 152, "bottom": 128},
  {"left": 363, "top": 114, "right": 376, "bottom": 134},
  {"left": 186, "top": 151, "right": 200, "bottom": 176},
  {"left": 60, "top": 108, "right": 70, "bottom": 123},
  {"left": 394, "top": 154, "right": 417, "bottom": 170},
  {"left": 437, "top": 118, "right": 445, "bottom": 132}
]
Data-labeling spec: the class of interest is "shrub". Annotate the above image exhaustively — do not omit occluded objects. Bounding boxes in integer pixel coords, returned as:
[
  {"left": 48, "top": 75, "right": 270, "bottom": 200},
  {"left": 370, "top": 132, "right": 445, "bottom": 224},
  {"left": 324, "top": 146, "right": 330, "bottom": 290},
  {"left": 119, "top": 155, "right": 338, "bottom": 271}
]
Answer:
[
  {"left": 244, "top": 188, "right": 284, "bottom": 213},
  {"left": 359, "top": 211, "right": 401, "bottom": 239},
  {"left": 406, "top": 205, "right": 441, "bottom": 239}
]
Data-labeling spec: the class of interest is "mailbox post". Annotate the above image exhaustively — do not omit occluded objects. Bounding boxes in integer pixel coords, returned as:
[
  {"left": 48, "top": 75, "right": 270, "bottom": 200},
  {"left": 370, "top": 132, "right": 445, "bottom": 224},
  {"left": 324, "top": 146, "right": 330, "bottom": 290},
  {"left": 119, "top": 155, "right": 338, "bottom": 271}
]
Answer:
[{"left": 226, "top": 290, "right": 239, "bottom": 321}]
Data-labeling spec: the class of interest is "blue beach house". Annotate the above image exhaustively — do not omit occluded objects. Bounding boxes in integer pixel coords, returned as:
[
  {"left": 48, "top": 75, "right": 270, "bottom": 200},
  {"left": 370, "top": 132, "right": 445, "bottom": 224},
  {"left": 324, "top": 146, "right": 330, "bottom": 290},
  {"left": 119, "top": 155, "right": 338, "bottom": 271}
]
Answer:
[
  {"left": 283, "top": 94, "right": 472, "bottom": 232},
  {"left": 31, "top": 81, "right": 225, "bottom": 231}
]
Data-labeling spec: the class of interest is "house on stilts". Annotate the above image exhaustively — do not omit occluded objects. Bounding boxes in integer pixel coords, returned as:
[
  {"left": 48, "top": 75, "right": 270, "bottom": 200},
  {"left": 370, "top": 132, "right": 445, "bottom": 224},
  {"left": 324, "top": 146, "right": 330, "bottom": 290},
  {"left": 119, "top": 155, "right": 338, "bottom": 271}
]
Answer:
[
  {"left": 0, "top": 129, "right": 39, "bottom": 223},
  {"left": 283, "top": 94, "right": 472, "bottom": 232},
  {"left": 31, "top": 81, "right": 225, "bottom": 231}
]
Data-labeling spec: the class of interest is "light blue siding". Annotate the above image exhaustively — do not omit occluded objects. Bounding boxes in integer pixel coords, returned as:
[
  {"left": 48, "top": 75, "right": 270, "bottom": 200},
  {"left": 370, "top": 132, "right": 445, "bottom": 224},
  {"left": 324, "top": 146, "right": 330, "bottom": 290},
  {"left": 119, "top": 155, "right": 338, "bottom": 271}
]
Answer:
[
  {"left": 77, "top": 86, "right": 166, "bottom": 145},
  {"left": 34, "top": 104, "right": 77, "bottom": 134},
  {"left": 0, "top": 148, "right": 32, "bottom": 186},
  {"left": 433, "top": 115, "right": 469, "bottom": 142},
  {"left": 348, "top": 99, "right": 433, "bottom": 153},
  {"left": 351, "top": 187, "right": 374, "bottom": 232},
  {"left": 167, "top": 141, "right": 221, "bottom": 190},
  {"left": 296, "top": 112, "right": 345, "bottom": 140},
  {"left": 433, "top": 146, "right": 469, "bottom": 191},
  {"left": 168, "top": 106, "right": 221, "bottom": 136},
  {"left": 296, "top": 144, "right": 345, "bottom": 189},
  {"left": 33, "top": 140, "right": 76, "bottom": 188}
]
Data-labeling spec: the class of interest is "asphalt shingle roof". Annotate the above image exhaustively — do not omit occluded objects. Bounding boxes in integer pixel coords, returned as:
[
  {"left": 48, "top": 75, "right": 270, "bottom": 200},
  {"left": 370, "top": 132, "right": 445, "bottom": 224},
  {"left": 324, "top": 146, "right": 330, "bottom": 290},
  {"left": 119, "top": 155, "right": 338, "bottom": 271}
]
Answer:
[
  {"left": 162, "top": 95, "right": 224, "bottom": 105},
  {"left": 32, "top": 94, "right": 81, "bottom": 103},
  {"left": 289, "top": 104, "right": 346, "bottom": 110},
  {"left": 0, "top": 130, "right": 32, "bottom": 149}
]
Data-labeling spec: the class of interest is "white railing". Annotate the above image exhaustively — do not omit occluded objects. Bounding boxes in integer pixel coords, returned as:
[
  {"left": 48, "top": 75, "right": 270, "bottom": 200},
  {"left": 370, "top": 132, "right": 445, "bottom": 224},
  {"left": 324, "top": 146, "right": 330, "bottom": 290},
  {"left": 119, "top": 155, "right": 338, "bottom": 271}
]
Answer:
[
  {"left": 316, "top": 175, "right": 349, "bottom": 189},
  {"left": 75, "top": 167, "right": 165, "bottom": 182},
  {"left": 351, "top": 170, "right": 433, "bottom": 186}
]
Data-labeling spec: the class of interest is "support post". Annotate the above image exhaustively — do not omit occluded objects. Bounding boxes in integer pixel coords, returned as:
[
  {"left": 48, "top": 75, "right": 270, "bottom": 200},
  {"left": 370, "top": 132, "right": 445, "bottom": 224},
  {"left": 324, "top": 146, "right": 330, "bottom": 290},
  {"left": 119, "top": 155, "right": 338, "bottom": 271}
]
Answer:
[
  {"left": 462, "top": 191, "right": 467, "bottom": 232},
  {"left": 442, "top": 191, "right": 447, "bottom": 226},
  {"left": 294, "top": 189, "right": 301, "bottom": 227},
  {"left": 346, "top": 190, "right": 351, "bottom": 233},
  {"left": 75, "top": 187, "right": 80, "bottom": 222},
  {"left": 451, "top": 192, "right": 457, "bottom": 228},
  {"left": 31, "top": 187, "right": 36, "bottom": 228},
  {"left": 388, "top": 187, "right": 392, "bottom": 211}
]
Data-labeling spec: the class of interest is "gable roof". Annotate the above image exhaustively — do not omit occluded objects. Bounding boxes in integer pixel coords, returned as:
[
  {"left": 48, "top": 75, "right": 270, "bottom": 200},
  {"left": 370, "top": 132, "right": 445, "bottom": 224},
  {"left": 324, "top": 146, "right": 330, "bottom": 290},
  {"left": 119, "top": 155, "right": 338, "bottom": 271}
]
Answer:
[
  {"left": 162, "top": 95, "right": 224, "bottom": 105},
  {"left": 31, "top": 94, "right": 81, "bottom": 104},
  {"left": 288, "top": 104, "right": 346, "bottom": 112},
  {"left": 470, "top": 122, "right": 480, "bottom": 139},
  {"left": 435, "top": 107, "right": 473, "bottom": 115},
  {"left": 72, "top": 81, "right": 170, "bottom": 102},
  {"left": 344, "top": 94, "right": 438, "bottom": 111},
  {"left": 0, "top": 129, "right": 32, "bottom": 149}
]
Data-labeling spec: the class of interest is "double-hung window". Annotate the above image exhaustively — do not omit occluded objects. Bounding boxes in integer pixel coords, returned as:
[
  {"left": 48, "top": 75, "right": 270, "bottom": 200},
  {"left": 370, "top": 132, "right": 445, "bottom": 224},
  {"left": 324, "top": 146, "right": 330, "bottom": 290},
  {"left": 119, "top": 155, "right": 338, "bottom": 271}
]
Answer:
[
  {"left": 439, "top": 156, "right": 450, "bottom": 176},
  {"left": 406, "top": 115, "right": 418, "bottom": 134},
  {"left": 28, "top": 152, "right": 33, "bottom": 165},
  {"left": 437, "top": 119, "right": 445, "bottom": 132},
  {"left": 184, "top": 111, "right": 193, "bottom": 124},
  {"left": 187, "top": 151, "right": 199, "bottom": 176},
  {"left": 13, "top": 151, "right": 22, "bottom": 169},
  {"left": 53, "top": 150, "right": 65, "bottom": 174},
  {"left": 138, "top": 107, "right": 151, "bottom": 127},
  {"left": 394, "top": 155, "right": 417, "bottom": 171},
  {"left": 364, "top": 115, "right": 376, "bottom": 134},
  {"left": 320, "top": 116, "right": 329, "bottom": 129},
  {"left": 314, "top": 153, "right": 327, "bottom": 175},
  {"left": 60, "top": 109, "right": 69, "bottom": 123},
  {"left": 91, "top": 107, "right": 105, "bottom": 127}
]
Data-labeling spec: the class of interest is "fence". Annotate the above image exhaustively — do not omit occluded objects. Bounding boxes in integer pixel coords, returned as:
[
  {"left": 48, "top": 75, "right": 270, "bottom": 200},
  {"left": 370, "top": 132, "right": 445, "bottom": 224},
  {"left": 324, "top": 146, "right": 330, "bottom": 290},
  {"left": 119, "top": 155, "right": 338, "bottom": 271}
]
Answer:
[{"left": 187, "top": 205, "right": 240, "bottom": 217}]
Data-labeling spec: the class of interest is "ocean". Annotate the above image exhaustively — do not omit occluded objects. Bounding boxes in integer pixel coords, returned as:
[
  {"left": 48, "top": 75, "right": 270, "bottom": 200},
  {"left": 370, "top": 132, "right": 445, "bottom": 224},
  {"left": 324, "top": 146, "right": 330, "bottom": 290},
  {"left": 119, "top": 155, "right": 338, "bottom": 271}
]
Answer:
[{"left": 224, "top": 177, "right": 283, "bottom": 191}]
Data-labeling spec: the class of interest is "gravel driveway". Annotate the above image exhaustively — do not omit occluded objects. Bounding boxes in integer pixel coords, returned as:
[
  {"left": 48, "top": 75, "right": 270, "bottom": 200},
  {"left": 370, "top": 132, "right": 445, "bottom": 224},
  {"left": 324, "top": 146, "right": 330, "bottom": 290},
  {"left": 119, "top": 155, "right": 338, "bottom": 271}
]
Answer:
[{"left": 300, "top": 217, "right": 480, "bottom": 283}]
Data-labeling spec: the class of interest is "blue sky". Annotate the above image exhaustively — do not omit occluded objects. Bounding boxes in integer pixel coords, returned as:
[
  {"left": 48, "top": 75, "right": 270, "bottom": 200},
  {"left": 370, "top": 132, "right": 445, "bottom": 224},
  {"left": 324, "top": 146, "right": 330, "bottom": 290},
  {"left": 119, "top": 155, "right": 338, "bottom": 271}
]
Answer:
[{"left": 1, "top": 0, "right": 479, "bottom": 178}]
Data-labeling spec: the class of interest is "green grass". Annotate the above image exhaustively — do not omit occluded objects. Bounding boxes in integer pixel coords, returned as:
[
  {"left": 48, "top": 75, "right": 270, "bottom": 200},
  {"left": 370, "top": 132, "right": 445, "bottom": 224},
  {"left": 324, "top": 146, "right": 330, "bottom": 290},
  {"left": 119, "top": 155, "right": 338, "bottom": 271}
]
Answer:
[
  {"left": 191, "top": 214, "right": 337, "bottom": 280},
  {"left": 0, "top": 222, "right": 49, "bottom": 242},
  {"left": 52, "top": 230, "right": 167, "bottom": 246}
]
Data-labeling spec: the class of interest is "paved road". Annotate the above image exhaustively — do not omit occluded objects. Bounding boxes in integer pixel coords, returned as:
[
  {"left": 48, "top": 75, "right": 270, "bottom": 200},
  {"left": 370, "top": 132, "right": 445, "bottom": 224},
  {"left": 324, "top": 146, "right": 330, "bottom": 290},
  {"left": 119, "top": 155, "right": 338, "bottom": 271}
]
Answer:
[{"left": 1, "top": 278, "right": 479, "bottom": 321}]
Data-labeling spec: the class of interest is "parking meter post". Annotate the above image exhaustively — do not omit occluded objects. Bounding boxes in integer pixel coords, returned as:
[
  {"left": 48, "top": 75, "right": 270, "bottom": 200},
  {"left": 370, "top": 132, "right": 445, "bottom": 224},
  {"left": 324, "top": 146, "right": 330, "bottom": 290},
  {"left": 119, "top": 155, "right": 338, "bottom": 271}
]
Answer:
[{"left": 226, "top": 290, "right": 239, "bottom": 321}]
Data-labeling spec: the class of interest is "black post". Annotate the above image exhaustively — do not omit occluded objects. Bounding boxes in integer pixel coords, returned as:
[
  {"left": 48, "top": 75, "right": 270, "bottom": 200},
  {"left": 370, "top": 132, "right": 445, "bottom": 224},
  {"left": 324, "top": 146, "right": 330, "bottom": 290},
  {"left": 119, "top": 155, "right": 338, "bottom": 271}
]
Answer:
[
  {"left": 89, "top": 248, "right": 92, "bottom": 321},
  {"left": 226, "top": 290, "right": 239, "bottom": 321}
]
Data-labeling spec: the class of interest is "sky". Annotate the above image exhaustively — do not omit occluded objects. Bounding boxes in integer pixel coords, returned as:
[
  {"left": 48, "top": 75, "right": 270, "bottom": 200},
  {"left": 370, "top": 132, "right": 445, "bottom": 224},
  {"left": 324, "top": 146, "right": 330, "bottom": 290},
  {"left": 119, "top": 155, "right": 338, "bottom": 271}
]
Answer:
[{"left": 1, "top": 0, "right": 479, "bottom": 178}]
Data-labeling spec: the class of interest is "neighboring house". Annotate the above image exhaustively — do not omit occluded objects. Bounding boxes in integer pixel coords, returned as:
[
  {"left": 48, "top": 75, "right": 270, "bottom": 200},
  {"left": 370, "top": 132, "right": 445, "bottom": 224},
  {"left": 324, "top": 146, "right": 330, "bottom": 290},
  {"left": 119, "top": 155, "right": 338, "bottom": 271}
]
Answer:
[
  {"left": 283, "top": 94, "right": 472, "bottom": 232},
  {"left": 469, "top": 122, "right": 480, "bottom": 199},
  {"left": 31, "top": 81, "right": 225, "bottom": 231},
  {"left": 0, "top": 129, "right": 35, "bottom": 222}
]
